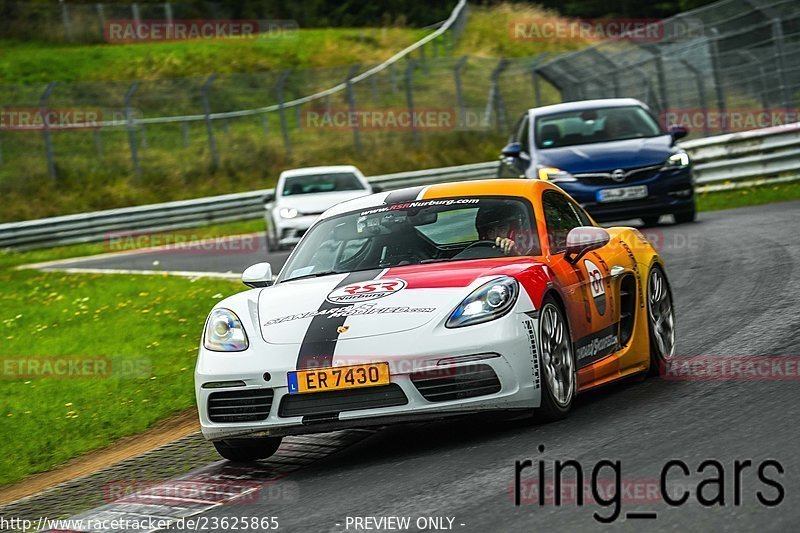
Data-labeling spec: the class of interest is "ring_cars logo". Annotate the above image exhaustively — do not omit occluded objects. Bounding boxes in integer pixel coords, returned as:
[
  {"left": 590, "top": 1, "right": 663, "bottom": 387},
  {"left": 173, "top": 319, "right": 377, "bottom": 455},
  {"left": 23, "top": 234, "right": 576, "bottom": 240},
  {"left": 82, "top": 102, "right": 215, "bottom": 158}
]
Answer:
[{"left": 326, "top": 279, "right": 406, "bottom": 304}]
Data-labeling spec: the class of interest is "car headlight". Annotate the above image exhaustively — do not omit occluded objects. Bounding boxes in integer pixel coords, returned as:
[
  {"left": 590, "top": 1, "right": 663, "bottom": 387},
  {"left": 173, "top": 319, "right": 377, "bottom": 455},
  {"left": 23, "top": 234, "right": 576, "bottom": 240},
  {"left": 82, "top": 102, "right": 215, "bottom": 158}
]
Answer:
[
  {"left": 537, "top": 166, "right": 576, "bottom": 183},
  {"left": 279, "top": 207, "right": 299, "bottom": 219},
  {"left": 203, "top": 309, "right": 249, "bottom": 352},
  {"left": 662, "top": 151, "right": 690, "bottom": 169},
  {"left": 446, "top": 277, "right": 519, "bottom": 328}
]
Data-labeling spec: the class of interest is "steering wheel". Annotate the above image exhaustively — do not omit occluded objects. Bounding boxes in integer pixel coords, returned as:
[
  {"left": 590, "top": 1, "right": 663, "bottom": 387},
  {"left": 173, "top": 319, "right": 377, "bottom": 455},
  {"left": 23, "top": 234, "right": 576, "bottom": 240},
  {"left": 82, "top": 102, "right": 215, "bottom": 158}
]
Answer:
[{"left": 461, "top": 240, "right": 498, "bottom": 252}]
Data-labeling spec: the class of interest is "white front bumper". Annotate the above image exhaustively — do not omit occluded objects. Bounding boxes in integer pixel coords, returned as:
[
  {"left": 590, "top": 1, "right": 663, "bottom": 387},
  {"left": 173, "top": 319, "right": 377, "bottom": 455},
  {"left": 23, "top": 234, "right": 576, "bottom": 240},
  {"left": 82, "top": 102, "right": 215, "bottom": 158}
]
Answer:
[{"left": 195, "top": 312, "right": 542, "bottom": 441}]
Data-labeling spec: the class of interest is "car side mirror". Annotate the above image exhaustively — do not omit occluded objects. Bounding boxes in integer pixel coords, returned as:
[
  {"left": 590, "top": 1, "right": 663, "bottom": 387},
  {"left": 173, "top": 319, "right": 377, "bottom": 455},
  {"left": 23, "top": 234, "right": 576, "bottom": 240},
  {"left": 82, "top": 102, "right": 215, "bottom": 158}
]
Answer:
[
  {"left": 242, "top": 262, "right": 274, "bottom": 288},
  {"left": 501, "top": 142, "right": 522, "bottom": 157},
  {"left": 564, "top": 227, "right": 610, "bottom": 263},
  {"left": 263, "top": 191, "right": 275, "bottom": 204},
  {"left": 371, "top": 184, "right": 383, "bottom": 193},
  {"left": 668, "top": 124, "right": 688, "bottom": 142}
]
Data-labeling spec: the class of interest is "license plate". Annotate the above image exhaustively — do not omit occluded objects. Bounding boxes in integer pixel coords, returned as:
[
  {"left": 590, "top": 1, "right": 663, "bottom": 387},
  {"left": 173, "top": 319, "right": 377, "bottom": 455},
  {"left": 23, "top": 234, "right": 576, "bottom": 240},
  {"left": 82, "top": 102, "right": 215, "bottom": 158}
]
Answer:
[
  {"left": 597, "top": 185, "right": 649, "bottom": 203},
  {"left": 287, "top": 363, "right": 390, "bottom": 394}
]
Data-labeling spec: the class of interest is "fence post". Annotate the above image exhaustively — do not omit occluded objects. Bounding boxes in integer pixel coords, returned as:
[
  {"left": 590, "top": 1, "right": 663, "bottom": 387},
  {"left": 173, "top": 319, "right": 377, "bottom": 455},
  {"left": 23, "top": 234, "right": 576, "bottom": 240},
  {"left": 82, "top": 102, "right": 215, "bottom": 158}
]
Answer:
[
  {"left": 389, "top": 63, "right": 397, "bottom": 94},
  {"left": 405, "top": 60, "right": 420, "bottom": 148},
  {"left": 60, "top": 0, "right": 73, "bottom": 41},
  {"left": 182, "top": 121, "right": 190, "bottom": 146},
  {"left": 96, "top": 4, "right": 106, "bottom": 40},
  {"left": 487, "top": 59, "right": 509, "bottom": 132},
  {"left": 453, "top": 56, "right": 469, "bottom": 129},
  {"left": 276, "top": 70, "right": 292, "bottom": 156},
  {"left": 679, "top": 59, "right": 709, "bottom": 137},
  {"left": 40, "top": 82, "right": 58, "bottom": 181},
  {"left": 771, "top": 19, "right": 792, "bottom": 109},
  {"left": 164, "top": 2, "right": 173, "bottom": 24},
  {"left": 708, "top": 29, "right": 727, "bottom": 133},
  {"left": 132, "top": 3, "right": 141, "bottom": 26},
  {"left": 260, "top": 114, "right": 269, "bottom": 136},
  {"left": 200, "top": 74, "right": 219, "bottom": 169},
  {"left": 124, "top": 81, "right": 141, "bottom": 178},
  {"left": 94, "top": 128, "right": 103, "bottom": 157},
  {"left": 346, "top": 65, "right": 363, "bottom": 156}
]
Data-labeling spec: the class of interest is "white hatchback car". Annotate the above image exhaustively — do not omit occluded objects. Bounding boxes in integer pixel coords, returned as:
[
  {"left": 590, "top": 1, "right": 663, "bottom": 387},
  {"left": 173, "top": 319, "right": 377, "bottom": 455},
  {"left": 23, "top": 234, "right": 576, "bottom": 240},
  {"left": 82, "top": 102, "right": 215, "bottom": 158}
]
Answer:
[{"left": 264, "top": 165, "right": 375, "bottom": 251}]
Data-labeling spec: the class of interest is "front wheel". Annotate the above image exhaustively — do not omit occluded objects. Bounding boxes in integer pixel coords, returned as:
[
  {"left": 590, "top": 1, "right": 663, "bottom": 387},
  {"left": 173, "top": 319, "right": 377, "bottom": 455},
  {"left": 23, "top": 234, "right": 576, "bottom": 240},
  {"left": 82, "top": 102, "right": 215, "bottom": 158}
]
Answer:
[
  {"left": 536, "top": 297, "right": 577, "bottom": 422},
  {"left": 213, "top": 436, "right": 283, "bottom": 462},
  {"left": 646, "top": 265, "right": 676, "bottom": 376}
]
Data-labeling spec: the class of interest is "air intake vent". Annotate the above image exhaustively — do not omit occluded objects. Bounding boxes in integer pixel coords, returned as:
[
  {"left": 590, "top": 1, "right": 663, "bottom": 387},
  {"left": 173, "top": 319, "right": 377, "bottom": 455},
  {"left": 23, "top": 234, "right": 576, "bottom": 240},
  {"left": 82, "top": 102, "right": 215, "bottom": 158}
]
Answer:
[
  {"left": 208, "top": 388, "right": 274, "bottom": 423},
  {"left": 279, "top": 384, "right": 408, "bottom": 418},
  {"left": 411, "top": 364, "right": 501, "bottom": 402}
]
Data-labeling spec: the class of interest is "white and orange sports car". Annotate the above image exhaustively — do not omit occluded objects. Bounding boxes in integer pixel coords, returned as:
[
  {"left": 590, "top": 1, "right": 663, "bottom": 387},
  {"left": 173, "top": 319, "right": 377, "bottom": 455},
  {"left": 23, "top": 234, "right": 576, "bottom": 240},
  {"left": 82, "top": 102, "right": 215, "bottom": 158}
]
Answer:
[{"left": 195, "top": 179, "right": 675, "bottom": 461}]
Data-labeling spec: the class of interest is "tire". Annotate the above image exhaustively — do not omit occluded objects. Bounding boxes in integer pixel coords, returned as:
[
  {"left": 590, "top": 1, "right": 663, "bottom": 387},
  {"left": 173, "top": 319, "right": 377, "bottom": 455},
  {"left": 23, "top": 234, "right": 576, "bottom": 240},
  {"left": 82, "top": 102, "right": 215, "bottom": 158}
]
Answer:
[
  {"left": 646, "top": 265, "right": 676, "bottom": 377},
  {"left": 641, "top": 216, "right": 661, "bottom": 227},
  {"left": 213, "top": 436, "right": 283, "bottom": 462},
  {"left": 673, "top": 205, "right": 696, "bottom": 224},
  {"left": 536, "top": 296, "right": 577, "bottom": 422}
]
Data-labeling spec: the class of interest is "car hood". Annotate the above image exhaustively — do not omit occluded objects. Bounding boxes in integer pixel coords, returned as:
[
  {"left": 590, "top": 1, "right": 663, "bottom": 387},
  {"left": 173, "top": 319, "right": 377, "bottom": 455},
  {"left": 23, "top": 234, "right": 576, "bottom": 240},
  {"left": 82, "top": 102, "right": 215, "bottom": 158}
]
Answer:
[
  {"left": 258, "top": 258, "right": 539, "bottom": 344},
  {"left": 276, "top": 190, "right": 370, "bottom": 215},
  {"left": 537, "top": 135, "right": 674, "bottom": 173}
]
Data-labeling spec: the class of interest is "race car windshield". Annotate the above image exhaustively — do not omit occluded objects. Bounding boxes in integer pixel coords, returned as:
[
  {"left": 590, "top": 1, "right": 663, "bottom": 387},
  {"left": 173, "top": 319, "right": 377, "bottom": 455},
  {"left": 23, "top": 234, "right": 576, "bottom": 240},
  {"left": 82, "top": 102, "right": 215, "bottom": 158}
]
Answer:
[
  {"left": 535, "top": 105, "right": 663, "bottom": 149},
  {"left": 281, "top": 173, "right": 365, "bottom": 196},
  {"left": 278, "top": 197, "right": 540, "bottom": 282}
]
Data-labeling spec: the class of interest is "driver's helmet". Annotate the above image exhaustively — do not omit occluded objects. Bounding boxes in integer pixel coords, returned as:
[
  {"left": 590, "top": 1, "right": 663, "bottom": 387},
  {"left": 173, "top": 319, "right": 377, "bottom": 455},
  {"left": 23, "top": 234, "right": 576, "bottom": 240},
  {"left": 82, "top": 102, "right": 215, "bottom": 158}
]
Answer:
[{"left": 475, "top": 204, "right": 521, "bottom": 241}]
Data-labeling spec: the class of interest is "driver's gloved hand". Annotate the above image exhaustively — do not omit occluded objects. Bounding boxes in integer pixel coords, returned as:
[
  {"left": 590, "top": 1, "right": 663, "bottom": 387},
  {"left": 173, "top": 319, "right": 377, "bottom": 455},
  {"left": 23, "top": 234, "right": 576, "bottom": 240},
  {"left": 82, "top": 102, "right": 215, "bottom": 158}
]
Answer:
[{"left": 495, "top": 237, "right": 515, "bottom": 255}]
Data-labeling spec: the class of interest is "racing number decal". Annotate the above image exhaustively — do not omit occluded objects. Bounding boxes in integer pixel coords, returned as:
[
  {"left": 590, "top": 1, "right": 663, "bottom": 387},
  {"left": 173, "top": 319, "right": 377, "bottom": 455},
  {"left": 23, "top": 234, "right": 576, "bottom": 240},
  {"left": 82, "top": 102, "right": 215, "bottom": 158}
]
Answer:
[{"left": 584, "top": 259, "right": 607, "bottom": 315}]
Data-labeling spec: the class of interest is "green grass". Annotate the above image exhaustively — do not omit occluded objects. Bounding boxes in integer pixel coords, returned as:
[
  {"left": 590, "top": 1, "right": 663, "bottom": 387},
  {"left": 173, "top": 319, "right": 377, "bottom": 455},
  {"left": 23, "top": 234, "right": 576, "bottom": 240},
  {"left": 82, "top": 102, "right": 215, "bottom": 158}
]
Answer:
[
  {"left": 0, "top": 28, "right": 427, "bottom": 84},
  {"left": 696, "top": 180, "right": 800, "bottom": 212},
  {"left": 0, "top": 246, "right": 242, "bottom": 487}
]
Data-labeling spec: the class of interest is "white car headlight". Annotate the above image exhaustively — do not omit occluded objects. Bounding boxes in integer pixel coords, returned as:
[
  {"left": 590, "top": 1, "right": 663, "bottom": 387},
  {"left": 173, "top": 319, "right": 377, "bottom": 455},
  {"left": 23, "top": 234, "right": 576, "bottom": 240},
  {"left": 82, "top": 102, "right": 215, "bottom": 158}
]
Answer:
[
  {"left": 537, "top": 166, "right": 577, "bottom": 183},
  {"left": 446, "top": 277, "right": 519, "bottom": 328},
  {"left": 279, "top": 207, "right": 299, "bottom": 219},
  {"left": 662, "top": 151, "right": 690, "bottom": 169},
  {"left": 203, "top": 309, "right": 249, "bottom": 352}
]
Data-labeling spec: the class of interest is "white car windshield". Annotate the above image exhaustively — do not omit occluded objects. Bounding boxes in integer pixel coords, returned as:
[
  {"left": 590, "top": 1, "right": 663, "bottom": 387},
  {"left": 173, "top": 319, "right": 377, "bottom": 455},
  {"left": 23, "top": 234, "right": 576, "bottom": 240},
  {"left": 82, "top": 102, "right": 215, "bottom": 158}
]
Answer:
[
  {"left": 282, "top": 173, "right": 365, "bottom": 196},
  {"left": 535, "top": 105, "right": 663, "bottom": 149},
  {"left": 278, "top": 197, "right": 540, "bottom": 282}
]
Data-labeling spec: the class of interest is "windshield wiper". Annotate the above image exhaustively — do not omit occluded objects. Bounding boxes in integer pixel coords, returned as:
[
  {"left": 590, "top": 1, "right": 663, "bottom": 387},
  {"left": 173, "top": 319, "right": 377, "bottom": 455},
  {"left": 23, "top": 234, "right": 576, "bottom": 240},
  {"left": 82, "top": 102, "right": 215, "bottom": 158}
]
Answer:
[{"left": 283, "top": 270, "right": 342, "bottom": 282}]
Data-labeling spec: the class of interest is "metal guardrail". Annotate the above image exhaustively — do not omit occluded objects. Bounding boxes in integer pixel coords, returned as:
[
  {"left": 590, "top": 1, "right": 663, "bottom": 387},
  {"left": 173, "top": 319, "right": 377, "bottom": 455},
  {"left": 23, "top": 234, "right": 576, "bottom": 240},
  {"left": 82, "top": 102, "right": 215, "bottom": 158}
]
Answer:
[{"left": 2, "top": 124, "right": 798, "bottom": 250}]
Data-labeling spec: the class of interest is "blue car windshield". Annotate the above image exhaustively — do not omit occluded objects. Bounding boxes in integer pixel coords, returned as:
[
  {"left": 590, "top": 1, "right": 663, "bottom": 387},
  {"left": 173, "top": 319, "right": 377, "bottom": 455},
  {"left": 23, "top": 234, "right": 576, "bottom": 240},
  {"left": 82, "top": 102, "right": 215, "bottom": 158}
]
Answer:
[{"left": 535, "top": 106, "right": 663, "bottom": 149}]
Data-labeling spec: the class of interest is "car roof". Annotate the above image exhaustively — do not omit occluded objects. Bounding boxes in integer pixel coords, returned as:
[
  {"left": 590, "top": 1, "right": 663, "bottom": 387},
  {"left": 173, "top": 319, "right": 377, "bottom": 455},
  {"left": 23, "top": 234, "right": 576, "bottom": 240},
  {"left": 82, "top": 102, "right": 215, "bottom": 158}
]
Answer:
[
  {"left": 279, "top": 165, "right": 361, "bottom": 179},
  {"left": 320, "top": 179, "right": 562, "bottom": 219},
  {"left": 527, "top": 98, "right": 648, "bottom": 117}
]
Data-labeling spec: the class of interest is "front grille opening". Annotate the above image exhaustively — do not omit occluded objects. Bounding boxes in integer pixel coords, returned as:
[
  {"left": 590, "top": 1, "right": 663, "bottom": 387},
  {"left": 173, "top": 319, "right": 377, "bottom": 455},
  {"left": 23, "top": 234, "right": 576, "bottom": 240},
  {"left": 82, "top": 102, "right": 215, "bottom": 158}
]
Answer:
[
  {"left": 411, "top": 364, "right": 501, "bottom": 402},
  {"left": 279, "top": 383, "right": 408, "bottom": 418},
  {"left": 618, "top": 275, "right": 637, "bottom": 347},
  {"left": 208, "top": 388, "right": 274, "bottom": 423}
]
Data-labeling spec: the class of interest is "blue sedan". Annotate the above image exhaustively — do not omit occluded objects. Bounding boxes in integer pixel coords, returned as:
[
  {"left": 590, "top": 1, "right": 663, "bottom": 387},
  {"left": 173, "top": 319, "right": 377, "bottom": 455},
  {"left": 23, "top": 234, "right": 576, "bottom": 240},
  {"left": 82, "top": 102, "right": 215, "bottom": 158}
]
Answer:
[{"left": 497, "top": 98, "right": 695, "bottom": 225}]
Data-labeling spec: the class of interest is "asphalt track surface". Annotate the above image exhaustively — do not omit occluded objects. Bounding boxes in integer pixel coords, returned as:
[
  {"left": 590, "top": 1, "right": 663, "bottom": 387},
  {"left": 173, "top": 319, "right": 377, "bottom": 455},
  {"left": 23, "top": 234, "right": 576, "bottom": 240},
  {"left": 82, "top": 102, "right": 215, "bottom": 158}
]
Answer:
[{"left": 32, "top": 201, "right": 800, "bottom": 532}]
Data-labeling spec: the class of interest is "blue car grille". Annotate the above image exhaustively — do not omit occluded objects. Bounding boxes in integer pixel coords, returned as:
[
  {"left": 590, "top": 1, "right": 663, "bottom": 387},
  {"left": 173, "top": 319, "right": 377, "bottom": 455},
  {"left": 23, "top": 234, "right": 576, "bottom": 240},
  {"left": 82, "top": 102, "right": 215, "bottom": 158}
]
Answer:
[{"left": 573, "top": 164, "right": 661, "bottom": 185}]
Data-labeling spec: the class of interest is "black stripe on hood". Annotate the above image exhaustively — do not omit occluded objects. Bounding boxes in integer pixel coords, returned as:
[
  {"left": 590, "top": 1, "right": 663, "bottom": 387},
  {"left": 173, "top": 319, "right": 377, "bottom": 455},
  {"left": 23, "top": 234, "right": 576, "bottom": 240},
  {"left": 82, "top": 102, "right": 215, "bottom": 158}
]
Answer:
[{"left": 296, "top": 269, "right": 383, "bottom": 370}]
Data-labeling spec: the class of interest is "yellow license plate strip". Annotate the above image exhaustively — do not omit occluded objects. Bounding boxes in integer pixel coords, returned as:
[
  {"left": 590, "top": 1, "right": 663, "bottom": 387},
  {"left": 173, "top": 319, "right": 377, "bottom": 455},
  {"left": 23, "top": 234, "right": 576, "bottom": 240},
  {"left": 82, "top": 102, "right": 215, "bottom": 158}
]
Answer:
[{"left": 287, "top": 362, "right": 390, "bottom": 394}]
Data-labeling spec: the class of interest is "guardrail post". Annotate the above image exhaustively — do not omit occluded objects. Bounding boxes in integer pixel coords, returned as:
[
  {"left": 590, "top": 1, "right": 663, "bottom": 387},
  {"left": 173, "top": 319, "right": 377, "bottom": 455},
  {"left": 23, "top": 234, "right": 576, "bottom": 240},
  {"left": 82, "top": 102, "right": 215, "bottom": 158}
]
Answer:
[
  {"left": 61, "top": 0, "right": 73, "bottom": 41},
  {"left": 679, "top": 59, "right": 709, "bottom": 137},
  {"left": 454, "top": 56, "right": 468, "bottom": 130},
  {"left": 132, "top": 3, "right": 141, "bottom": 26},
  {"left": 164, "top": 2, "right": 173, "bottom": 25},
  {"left": 260, "top": 114, "right": 269, "bottom": 136},
  {"left": 771, "top": 19, "right": 793, "bottom": 109},
  {"left": 96, "top": 4, "right": 106, "bottom": 39},
  {"left": 200, "top": 74, "right": 219, "bottom": 169},
  {"left": 40, "top": 82, "right": 58, "bottom": 181},
  {"left": 124, "top": 81, "right": 141, "bottom": 178},
  {"left": 405, "top": 59, "right": 420, "bottom": 148},
  {"left": 531, "top": 67, "right": 542, "bottom": 107},
  {"left": 182, "top": 121, "right": 190, "bottom": 146},
  {"left": 709, "top": 29, "right": 727, "bottom": 133},
  {"left": 487, "top": 59, "right": 509, "bottom": 132},
  {"left": 346, "top": 65, "right": 363, "bottom": 156},
  {"left": 276, "top": 70, "right": 292, "bottom": 156}
]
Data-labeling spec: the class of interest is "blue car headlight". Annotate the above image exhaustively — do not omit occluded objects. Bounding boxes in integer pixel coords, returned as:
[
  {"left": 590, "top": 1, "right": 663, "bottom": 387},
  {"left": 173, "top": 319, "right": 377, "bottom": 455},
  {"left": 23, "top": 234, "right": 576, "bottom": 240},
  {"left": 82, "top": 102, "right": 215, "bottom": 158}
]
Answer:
[
  {"left": 446, "top": 277, "right": 519, "bottom": 328},
  {"left": 203, "top": 308, "right": 249, "bottom": 352}
]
